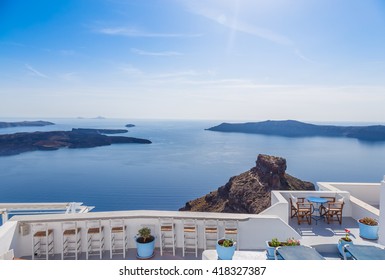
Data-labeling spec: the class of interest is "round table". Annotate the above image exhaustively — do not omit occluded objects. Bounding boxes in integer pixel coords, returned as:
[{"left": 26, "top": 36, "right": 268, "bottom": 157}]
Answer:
[
  {"left": 306, "top": 196, "right": 328, "bottom": 204},
  {"left": 306, "top": 196, "right": 328, "bottom": 223}
]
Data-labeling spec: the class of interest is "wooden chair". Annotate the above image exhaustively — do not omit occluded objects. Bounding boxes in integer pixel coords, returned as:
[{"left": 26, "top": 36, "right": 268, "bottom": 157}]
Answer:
[
  {"left": 224, "top": 220, "right": 239, "bottom": 250},
  {"left": 109, "top": 219, "right": 127, "bottom": 259},
  {"left": 323, "top": 198, "right": 344, "bottom": 224},
  {"left": 61, "top": 221, "right": 81, "bottom": 260},
  {"left": 289, "top": 195, "right": 305, "bottom": 218},
  {"left": 159, "top": 218, "right": 176, "bottom": 256},
  {"left": 182, "top": 219, "right": 198, "bottom": 257},
  {"left": 86, "top": 220, "right": 104, "bottom": 260},
  {"left": 203, "top": 219, "right": 219, "bottom": 250},
  {"left": 296, "top": 202, "right": 314, "bottom": 225}
]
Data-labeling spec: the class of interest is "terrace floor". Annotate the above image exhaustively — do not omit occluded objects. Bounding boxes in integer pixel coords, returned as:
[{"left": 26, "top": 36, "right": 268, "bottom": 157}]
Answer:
[
  {"left": 21, "top": 247, "right": 205, "bottom": 260},
  {"left": 289, "top": 216, "right": 383, "bottom": 259}
]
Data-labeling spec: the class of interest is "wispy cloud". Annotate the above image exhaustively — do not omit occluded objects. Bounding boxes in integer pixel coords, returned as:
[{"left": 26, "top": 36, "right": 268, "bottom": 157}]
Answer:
[
  {"left": 131, "top": 48, "right": 183, "bottom": 56},
  {"left": 150, "top": 70, "right": 202, "bottom": 80},
  {"left": 25, "top": 64, "right": 48, "bottom": 78},
  {"left": 294, "top": 49, "right": 321, "bottom": 65},
  {"left": 58, "top": 72, "right": 79, "bottom": 81},
  {"left": 183, "top": 3, "right": 293, "bottom": 46},
  {"left": 119, "top": 64, "right": 143, "bottom": 76},
  {"left": 97, "top": 27, "right": 202, "bottom": 38}
]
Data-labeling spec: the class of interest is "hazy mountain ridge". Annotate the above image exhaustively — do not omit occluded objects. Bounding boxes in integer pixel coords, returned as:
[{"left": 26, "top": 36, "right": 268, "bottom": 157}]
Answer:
[{"left": 206, "top": 120, "right": 385, "bottom": 141}]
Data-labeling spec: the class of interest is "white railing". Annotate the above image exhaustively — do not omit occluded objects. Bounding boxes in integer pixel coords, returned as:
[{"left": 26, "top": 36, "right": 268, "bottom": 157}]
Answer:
[
  {"left": 318, "top": 182, "right": 381, "bottom": 207},
  {"left": 317, "top": 182, "right": 380, "bottom": 221}
]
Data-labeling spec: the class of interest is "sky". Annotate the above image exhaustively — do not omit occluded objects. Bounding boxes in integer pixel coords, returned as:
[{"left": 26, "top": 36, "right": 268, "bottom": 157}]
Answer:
[{"left": 1, "top": 0, "right": 385, "bottom": 122}]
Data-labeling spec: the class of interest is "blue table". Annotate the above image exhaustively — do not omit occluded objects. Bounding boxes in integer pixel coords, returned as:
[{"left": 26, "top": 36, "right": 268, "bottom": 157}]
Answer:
[
  {"left": 306, "top": 196, "right": 328, "bottom": 223},
  {"left": 275, "top": 245, "right": 325, "bottom": 260},
  {"left": 343, "top": 244, "right": 385, "bottom": 260}
]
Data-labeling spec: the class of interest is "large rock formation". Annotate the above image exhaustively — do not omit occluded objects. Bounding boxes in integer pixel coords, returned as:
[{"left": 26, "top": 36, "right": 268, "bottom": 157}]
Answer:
[{"left": 179, "top": 154, "right": 314, "bottom": 214}]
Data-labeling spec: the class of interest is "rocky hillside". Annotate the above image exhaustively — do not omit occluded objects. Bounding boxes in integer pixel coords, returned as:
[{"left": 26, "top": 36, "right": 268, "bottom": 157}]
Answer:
[{"left": 179, "top": 154, "right": 315, "bottom": 214}]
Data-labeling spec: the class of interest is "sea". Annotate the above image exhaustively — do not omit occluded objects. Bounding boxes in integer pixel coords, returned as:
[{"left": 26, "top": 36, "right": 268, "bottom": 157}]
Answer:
[{"left": 1, "top": 118, "right": 385, "bottom": 213}]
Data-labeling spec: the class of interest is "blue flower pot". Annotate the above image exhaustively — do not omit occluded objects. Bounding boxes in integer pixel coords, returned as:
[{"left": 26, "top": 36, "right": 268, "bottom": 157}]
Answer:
[
  {"left": 216, "top": 239, "right": 236, "bottom": 260},
  {"left": 358, "top": 221, "right": 379, "bottom": 240},
  {"left": 265, "top": 241, "right": 276, "bottom": 260},
  {"left": 136, "top": 237, "right": 155, "bottom": 259},
  {"left": 337, "top": 239, "right": 353, "bottom": 258}
]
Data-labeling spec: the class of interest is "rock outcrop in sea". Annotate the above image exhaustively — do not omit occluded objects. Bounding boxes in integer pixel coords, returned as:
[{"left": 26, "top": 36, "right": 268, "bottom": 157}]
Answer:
[{"left": 179, "top": 154, "right": 314, "bottom": 214}]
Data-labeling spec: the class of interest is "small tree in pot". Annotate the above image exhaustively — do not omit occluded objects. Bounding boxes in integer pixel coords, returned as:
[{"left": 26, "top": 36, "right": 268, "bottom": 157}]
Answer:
[
  {"left": 216, "top": 238, "right": 236, "bottom": 260},
  {"left": 135, "top": 227, "right": 155, "bottom": 259}
]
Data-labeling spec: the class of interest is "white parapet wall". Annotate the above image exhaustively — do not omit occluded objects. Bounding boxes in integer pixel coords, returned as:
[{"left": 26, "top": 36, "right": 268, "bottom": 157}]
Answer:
[
  {"left": 318, "top": 182, "right": 381, "bottom": 207},
  {"left": 7, "top": 210, "right": 300, "bottom": 258},
  {"left": 268, "top": 190, "right": 353, "bottom": 220},
  {"left": 318, "top": 182, "right": 380, "bottom": 221},
  {"left": 380, "top": 176, "right": 385, "bottom": 245},
  {"left": 0, "top": 221, "right": 18, "bottom": 258}
]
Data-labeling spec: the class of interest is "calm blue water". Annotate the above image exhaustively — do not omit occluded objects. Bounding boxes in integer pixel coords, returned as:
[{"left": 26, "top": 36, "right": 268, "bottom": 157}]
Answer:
[{"left": 1, "top": 118, "right": 385, "bottom": 212}]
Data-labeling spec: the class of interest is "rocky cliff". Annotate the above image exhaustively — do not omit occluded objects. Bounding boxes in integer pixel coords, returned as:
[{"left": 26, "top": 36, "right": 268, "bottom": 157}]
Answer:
[{"left": 179, "top": 154, "right": 314, "bottom": 214}]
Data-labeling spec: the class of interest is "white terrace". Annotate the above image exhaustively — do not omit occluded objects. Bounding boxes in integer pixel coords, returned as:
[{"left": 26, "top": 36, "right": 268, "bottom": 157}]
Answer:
[{"left": 0, "top": 177, "right": 384, "bottom": 260}]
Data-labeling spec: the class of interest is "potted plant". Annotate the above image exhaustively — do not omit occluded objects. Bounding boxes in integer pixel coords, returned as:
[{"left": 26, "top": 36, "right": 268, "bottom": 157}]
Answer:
[
  {"left": 265, "top": 238, "right": 281, "bottom": 260},
  {"left": 135, "top": 227, "right": 155, "bottom": 259},
  {"left": 216, "top": 238, "right": 236, "bottom": 260},
  {"left": 337, "top": 228, "right": 353, "bottom": 257},
  {"left": 265, "top": 238, "right": 300, "bottom": 259},
  {"left": 358, "top": 217, "right": 379, "bottom": 240},
  {"left": 285, "top": 237, "right": 300, "bottom": 246}
]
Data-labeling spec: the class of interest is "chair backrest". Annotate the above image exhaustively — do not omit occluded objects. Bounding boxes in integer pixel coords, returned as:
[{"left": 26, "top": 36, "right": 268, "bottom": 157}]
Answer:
[
  {"left": 183, "top": 219, "right": 197, "bottom": 231},
  {"left": 204, "top": 219, "right": 218, "bottom": 230},
  {"left": 159, "top": 218, "right": 175, "bottom": 232},
  {"left": 334, "top": 195, "right": 344, "bottom": 208},
  {"left": 87, "top": 219, "right": 102, "bottom": 229},
  {"left": 290, "top": 194, "right": 298, "bottom": 209},
  {"left": 335, "top": 195, "right": 344, "bottom": 203},
  {"left": 110, "top": 219, "right": 125, "bottom": 233}
]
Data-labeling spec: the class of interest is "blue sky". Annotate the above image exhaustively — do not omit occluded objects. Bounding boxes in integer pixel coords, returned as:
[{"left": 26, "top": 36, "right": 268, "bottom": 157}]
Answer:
[{"left": 1, "top": 0, "right": 385, "bottom": 122}]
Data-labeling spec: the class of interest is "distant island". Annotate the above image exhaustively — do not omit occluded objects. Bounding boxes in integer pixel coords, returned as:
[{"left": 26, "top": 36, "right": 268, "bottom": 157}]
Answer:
[
  {"left": 76, "top": 116, "right": 106, "bottom": 120},
  {"left": 125, "top": 124, "right": 135, "bottom": 128},
  {"left": 72, "top": 128, "right": 128, "bottom": 134},
  {"left": 0, "top": 129, "right": 151, "bottom": 156},
  {"left": 206, "top": 120, "right": 385, "bottom": 141},
  {"left": 0, "top": 120, "right": 54, "bottom": 128}
]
